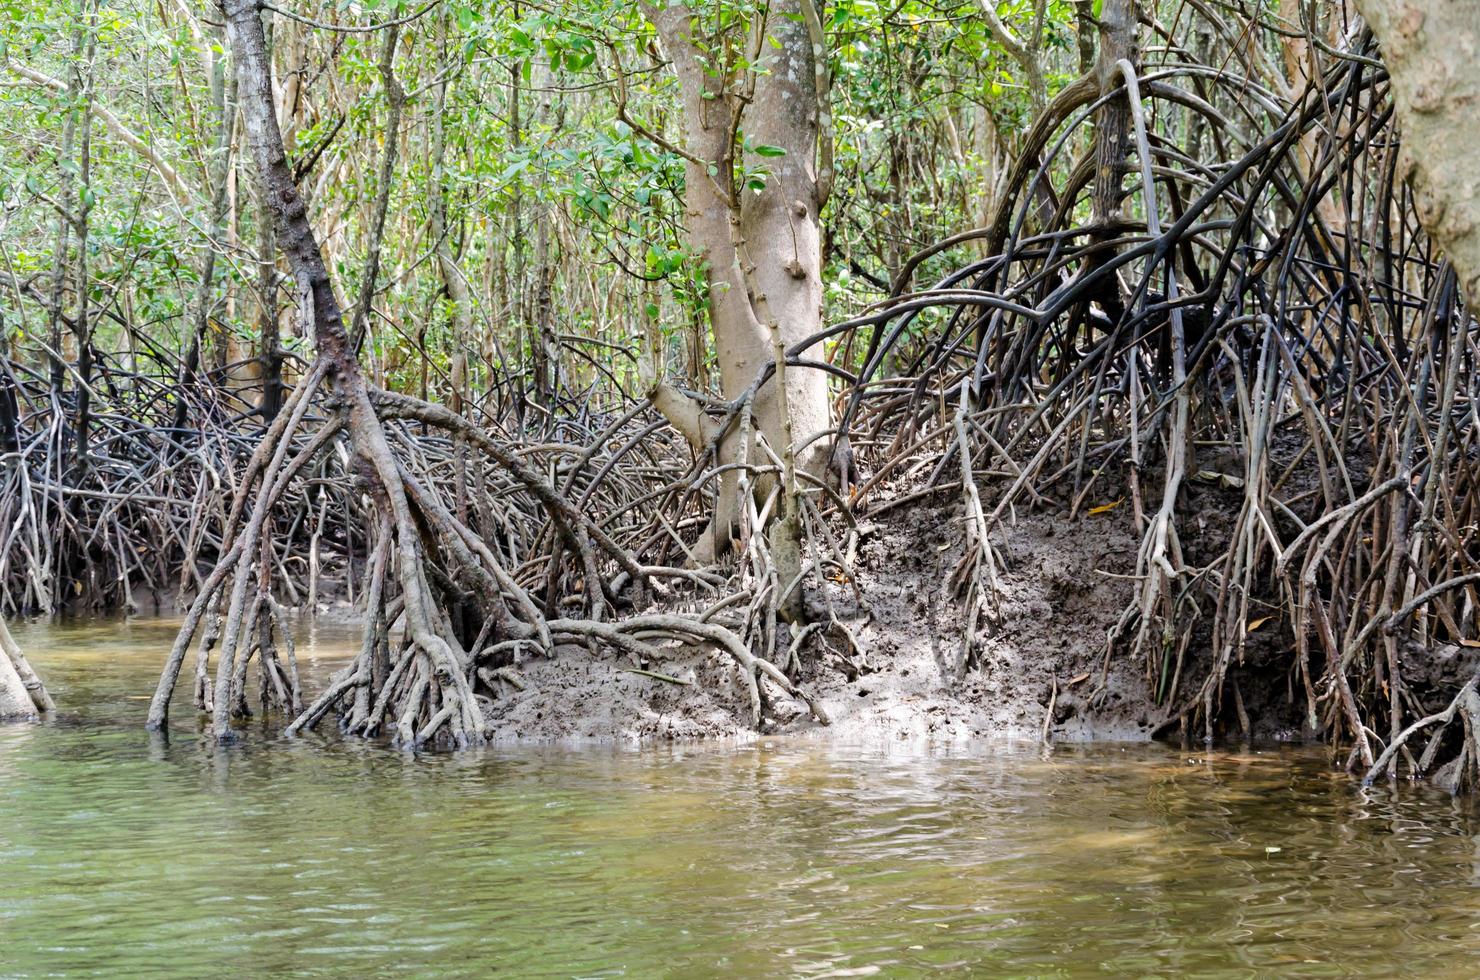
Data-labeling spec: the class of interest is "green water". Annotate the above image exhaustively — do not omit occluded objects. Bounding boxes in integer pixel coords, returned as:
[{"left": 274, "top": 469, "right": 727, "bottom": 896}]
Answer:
[{"left": 3, "top": 620, "right": 1480, "bottom": 978}]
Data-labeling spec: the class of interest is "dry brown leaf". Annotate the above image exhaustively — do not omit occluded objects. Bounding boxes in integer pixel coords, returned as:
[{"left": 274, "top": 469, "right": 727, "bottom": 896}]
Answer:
[
  {"left": 1088, "top": 498, "right": 1124, "bottom": 516},
  {"left": 1247, "top": 616, "right": 1273, "bottom": 632}
]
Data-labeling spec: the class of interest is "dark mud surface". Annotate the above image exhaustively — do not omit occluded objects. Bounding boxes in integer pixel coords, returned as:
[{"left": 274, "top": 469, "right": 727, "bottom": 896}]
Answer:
[{"left": 478, "top": 495, "right": 1195, "bottom": 745}]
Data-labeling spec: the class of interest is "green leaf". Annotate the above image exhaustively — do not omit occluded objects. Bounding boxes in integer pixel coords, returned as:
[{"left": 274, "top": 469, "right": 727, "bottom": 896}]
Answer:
[{"left": 752, "top": 144, "right": 787, "bottom": 158}]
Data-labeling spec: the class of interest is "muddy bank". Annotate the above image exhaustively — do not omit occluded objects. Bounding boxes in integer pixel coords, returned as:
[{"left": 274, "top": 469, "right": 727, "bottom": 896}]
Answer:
[
  {"left": 109, "top": 483, "right": 1324, "bottom": 747},
  {"left": 479, "top": 497, "right": 1185, "bottom": 745}
]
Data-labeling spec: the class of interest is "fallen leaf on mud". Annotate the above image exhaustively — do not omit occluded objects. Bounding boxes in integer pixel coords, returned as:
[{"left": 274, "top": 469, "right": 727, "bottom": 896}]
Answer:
[
  {"left": 1246, "top": 616, "right": 1274, "bottom": 632},
  {"left": 1088, "top": 499, "right": 1123, "bottom": 515},
  {"left": 1067, "top": 673, "right": 1090, "bottom": 686},
  {"left": 1461, "top": 639, "right": 1480, "bottom": 648},
  {"left": 1193, "top": 470, "right": 1246, "bottom": 488}
]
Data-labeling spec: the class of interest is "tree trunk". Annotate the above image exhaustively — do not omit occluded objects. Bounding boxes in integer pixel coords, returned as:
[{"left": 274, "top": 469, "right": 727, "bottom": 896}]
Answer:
[
  {"left": 212, "top": 0, "right": 485, "bottom": 743},
  {"left": 532, "top": 208, "right": 558, "bottom": 405},
  {"left": 255, "top": 11, "right": 283, "bottom": 420},
  {"left": 1091, "top": 0, "right": 1138, "bottom": 231},
  {"left": 736, "top": 0, "right": 831, "bottom": 479},
  {"left": 645, "top": 0, "right": 834, "bottom": 594},
  {"left": 348, "top": 23, "right": 404, "bottom": 353},
  {"left": 0, "top": 618, "right": 52, "bottom": 720},
  {"left": 175, "top": 30, "right": 236, "bottom": 432},
  {"left": 429, "top": 9, "right": 473, "bottom": 352},
  {"left": 69, "top": 0, "right": 97, "bottom": 473},
  {"left": 1355, "top": 0, "right": 1480, "bottom": 304}
]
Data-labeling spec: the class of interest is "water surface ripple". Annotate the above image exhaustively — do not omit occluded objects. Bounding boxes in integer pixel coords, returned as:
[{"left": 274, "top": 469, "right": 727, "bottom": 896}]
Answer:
[{"left": 2, "top": 619, "right": 1478, "bottom": 977}]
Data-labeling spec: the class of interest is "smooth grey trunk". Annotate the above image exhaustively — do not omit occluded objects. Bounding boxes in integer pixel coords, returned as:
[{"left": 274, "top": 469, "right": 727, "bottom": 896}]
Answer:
[
  {"left": 644, "top": 0, "right": 833, "bottom": 590},
  {"left": 1355, "top": 0, "right": 1480, "bottom": 304}
]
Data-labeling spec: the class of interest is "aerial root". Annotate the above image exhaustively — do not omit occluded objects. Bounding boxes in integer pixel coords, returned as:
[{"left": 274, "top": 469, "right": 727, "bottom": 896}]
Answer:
[
  {"left": 283, "top": 610, "right": 830, "bottom": 747},
  {"left": 546, "top": 614, "right": 831, "bottom": 726}
]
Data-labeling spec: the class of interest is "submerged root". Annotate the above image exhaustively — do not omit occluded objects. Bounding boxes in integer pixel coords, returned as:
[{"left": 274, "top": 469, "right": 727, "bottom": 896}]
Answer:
[{"left": 0, "top": 616, "right": 52, "bottom": 720}]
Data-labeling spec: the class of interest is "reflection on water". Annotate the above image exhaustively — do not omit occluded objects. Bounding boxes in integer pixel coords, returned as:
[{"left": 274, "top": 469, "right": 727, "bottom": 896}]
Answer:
[{"left": 3, "top": 619, "right": 1480, "bottom": 978}]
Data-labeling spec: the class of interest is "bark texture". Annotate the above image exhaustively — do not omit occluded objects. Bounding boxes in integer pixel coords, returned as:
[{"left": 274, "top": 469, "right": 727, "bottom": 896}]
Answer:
[
  {"left": 190, "top": 0, "right": 487, "bottom": 742},
  {"left": 1356, "top": 0, "right": 1480, "bottom": 303},
  {"left": 643, "top": 0, "right": 833, "bottom": 568}
]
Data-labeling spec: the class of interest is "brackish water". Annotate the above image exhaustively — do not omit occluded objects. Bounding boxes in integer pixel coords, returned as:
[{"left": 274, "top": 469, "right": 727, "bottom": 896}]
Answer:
[{"left": 4, "top": 620, "right": 1480, "bottom": 977}]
